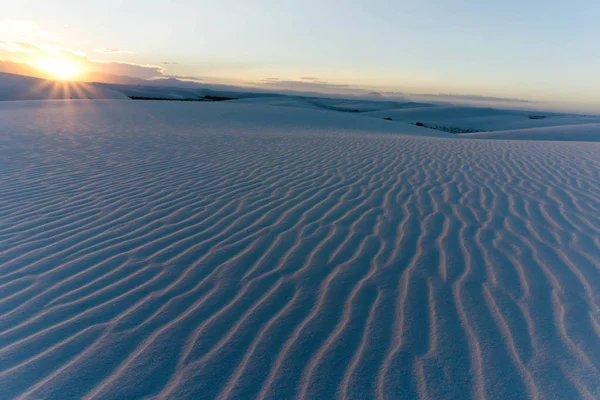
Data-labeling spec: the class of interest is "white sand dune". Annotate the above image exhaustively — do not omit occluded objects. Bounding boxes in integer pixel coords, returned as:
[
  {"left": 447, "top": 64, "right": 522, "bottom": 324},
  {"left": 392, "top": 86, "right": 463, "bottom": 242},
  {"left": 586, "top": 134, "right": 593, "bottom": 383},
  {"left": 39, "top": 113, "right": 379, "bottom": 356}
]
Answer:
[
  {"left": 232, "top": 98, "right": 600, "bottom": 135},
  {"left": 365, "top": 106, "right": 600, "bottom": 132},
  {"left": 1, "top": 100, "right": 599, "bottom": 399},
  {"left": 461, "top": 123, "right": 600, "bottom": 142},
  {"left": 0, "top": 73, "right": 128, "bottom": 101},
  {"left": 232, "top": 96, "right": 431, "bottom": 113}
]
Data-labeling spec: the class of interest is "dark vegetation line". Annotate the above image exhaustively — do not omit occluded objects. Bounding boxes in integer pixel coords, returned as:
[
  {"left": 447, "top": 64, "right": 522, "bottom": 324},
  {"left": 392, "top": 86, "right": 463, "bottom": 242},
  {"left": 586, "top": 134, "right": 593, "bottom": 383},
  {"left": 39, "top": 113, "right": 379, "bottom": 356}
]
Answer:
[
  {"left": 412, "top": 123, "right": 485, "bottom": 134},
  {"left": 382, "top": 117, "right": 485, "bottom": 134},
  {"left": 307, "top": 100, "right": 363, "bottom": 113},
  {"left": 383, "top": 115, "right": 551, "bottom": 134},
  {"left": 128, "top": 95, "right": 238, "bottom": 102}
]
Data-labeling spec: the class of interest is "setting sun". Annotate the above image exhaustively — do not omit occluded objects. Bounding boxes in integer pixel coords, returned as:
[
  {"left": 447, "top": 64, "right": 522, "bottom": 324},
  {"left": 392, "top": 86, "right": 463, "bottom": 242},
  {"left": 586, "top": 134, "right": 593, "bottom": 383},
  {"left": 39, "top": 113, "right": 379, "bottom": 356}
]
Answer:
[{"left": 37, "top": 59, "right": 81, "bottom": 80}]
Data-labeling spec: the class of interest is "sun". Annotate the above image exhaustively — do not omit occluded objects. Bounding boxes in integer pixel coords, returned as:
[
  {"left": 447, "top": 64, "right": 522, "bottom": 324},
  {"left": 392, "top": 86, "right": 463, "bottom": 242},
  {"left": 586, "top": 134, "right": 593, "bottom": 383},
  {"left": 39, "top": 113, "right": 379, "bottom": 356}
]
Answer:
[{"left": 37, "top": 59, "right": 81, "bottom": 80}]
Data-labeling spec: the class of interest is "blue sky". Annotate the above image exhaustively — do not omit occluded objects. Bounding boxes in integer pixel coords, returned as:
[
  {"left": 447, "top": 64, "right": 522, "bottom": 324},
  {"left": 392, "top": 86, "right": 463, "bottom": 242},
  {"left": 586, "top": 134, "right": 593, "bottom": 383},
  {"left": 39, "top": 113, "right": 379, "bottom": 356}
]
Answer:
[{"left": 1, "top": 0, "right": 599, "bottom": 112}]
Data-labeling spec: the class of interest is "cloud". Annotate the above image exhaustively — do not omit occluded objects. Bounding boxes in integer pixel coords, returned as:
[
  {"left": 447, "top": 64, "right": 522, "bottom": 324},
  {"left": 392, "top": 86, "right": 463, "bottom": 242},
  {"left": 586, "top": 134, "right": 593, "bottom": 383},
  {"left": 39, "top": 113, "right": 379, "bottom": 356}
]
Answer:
[
  {"left": 94, "top": 48, "right": 136, "bottom": 54},
  {"left": 259, "top": 78, "right": 349, "bottom": 90},
  {"left": 161, "top": 74, "right": 203, "bottom": 82},
  {"left": 382, "top": 91, "right": 408, "bottom": 97},
  {"left": 416, "top": 93, "right": 530, "bottom": 103},
  {"left": 0, "top": 39, "right": 165, "bottom": 80},
  {"left": 260, "top": 77, "right": 280, "bottom": 83},
  {"left": 79, "top": 58, "right": 163, "bottom": 79},
  {"left": 162, "top": 61, "right": 180, "bottom": 65},
  {"left": 250, "top": 78, "right": 412, "bottom": 101},
  {"left": 0, "top": 39, "right": 41, "bottom": 54},
  {"left": 252, "top": 77, "right": 401, "bottom": 98}
]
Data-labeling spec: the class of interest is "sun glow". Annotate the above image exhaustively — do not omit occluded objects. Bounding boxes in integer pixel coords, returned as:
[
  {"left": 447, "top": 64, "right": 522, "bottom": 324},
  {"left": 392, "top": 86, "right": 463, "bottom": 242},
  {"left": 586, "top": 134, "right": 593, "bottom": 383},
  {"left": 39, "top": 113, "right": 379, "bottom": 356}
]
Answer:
[{"left": 37, "top": 59, "right": 81, "bottom": 80}]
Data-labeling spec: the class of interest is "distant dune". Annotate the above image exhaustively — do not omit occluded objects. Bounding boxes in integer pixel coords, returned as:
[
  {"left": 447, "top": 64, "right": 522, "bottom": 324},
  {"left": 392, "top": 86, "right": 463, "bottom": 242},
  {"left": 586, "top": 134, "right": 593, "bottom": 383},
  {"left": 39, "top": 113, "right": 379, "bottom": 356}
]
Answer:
[
  {"left": 2, "top": 71, "right": 598, "bottom": 140},
  {"left": 0, "top": 100, "right": 598, "bottom": 399},
  {"left": 364, "top": 105, "right": 600, "bottom": 132},
  {"left": 462, "top": 123, "right": 600, "bottom": 142},
  {"left": 231, "top": 97, "right": 600, "bottom": 135},
  {"left": 0, "top": 72, "right": 128, "bottom": 100}
]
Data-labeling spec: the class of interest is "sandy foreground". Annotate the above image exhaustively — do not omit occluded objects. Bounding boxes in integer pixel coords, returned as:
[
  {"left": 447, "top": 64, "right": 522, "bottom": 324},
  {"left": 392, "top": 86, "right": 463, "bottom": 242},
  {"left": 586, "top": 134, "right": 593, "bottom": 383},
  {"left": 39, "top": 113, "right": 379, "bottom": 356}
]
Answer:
[{"left": 1, "top": 100, "right": 599, "bottom": 399}]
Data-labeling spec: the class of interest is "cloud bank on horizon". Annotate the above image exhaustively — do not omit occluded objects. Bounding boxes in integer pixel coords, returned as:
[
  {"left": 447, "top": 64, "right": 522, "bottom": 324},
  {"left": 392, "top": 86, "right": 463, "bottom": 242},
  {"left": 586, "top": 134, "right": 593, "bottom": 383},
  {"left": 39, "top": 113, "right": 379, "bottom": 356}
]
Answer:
[{"left": 0, "top": 0, "right": 599, "bottom": 113}]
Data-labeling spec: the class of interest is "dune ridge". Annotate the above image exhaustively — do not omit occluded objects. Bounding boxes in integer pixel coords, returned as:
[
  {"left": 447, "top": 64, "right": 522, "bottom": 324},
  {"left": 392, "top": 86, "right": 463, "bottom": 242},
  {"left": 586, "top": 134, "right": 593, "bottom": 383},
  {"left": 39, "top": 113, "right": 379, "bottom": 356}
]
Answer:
[
  {"left": 0, "top": 101, "right": 599, "bottom": 399},
  {"left": 461, "top": 123, "right": 600, "bottom": 142}
]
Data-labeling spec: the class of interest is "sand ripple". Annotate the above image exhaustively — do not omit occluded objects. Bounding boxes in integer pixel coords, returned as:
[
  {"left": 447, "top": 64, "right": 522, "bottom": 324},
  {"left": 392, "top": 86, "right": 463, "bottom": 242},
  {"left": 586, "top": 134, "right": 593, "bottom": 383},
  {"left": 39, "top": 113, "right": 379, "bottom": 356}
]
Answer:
[{"left": 0, "top": 101, "right": 599, "bottom": 399}]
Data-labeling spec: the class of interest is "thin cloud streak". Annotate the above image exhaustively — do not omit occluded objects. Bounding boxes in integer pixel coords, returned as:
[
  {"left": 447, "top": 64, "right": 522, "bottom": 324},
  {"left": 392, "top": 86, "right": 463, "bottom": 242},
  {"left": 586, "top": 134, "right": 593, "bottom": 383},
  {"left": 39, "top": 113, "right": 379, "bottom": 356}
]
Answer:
[{"left": 94, "top": 48, "right": 136, "bottom": 54}]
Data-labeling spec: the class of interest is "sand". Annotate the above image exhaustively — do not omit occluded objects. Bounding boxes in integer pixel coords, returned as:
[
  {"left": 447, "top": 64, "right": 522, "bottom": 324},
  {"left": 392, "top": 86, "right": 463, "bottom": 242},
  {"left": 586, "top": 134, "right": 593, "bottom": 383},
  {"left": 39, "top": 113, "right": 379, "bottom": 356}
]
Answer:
[{"left": 0, "top": 100, "right": 599, "bottom": 399}]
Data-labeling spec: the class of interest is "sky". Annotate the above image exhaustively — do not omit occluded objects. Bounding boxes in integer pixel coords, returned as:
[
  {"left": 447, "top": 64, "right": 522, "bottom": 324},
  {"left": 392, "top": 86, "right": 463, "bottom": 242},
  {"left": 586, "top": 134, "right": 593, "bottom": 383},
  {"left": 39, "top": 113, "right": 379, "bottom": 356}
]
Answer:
[{"left": 1, "top": 0, "right": 599, "bottom": 112}]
